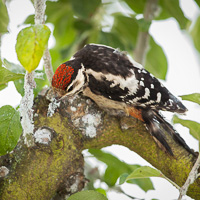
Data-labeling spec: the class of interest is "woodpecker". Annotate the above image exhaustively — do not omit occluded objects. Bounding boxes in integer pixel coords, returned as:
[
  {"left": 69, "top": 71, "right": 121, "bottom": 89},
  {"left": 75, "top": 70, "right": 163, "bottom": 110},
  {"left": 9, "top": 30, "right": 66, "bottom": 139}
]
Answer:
[{"left": 52, "top": 44, "right": 194, "bottom": 156}]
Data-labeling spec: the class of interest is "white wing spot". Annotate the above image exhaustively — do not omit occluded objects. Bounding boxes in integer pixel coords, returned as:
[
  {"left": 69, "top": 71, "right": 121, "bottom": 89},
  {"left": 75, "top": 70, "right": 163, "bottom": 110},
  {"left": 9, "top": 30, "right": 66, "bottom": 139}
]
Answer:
[
  {"left": 156, "top": 92, "right": 161, "bottom": 103},
  {"left": 140, "top": 81, "right": 144, "bottom": 87},
  {"left": 151, "top": 84, "right": 154, "bottom": 89},
  {"left": 169, "top": 99, "right": 174, "bottom": 106},
  {"left": 144, "top": 88, "right": 150, "bottom": 99},
  {"left": 142, "top": 70, "right": 147, "bottom": 74}
]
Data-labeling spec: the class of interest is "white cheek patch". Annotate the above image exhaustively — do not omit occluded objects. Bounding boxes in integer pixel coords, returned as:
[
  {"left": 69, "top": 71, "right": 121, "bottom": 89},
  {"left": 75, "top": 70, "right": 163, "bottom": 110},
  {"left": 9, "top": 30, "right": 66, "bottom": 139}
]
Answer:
[{"left": 65, "top": 64, "right": 85, "bottom": 96}]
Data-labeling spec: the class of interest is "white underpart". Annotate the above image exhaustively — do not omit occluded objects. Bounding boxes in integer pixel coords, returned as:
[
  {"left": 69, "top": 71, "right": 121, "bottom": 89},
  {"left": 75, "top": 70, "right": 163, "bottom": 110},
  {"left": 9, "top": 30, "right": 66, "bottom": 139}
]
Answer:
[
  {"left": 86, "top": 68, "right": 139, "bottom": 95},
  {"left": 156, "top": 92, "right": 162, "bottom": 103}
]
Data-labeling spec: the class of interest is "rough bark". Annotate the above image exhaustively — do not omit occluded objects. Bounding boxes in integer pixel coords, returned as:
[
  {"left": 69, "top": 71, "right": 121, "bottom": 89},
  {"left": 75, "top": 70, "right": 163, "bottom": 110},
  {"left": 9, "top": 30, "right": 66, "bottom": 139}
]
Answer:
[{"left": 0, "top": 89, "right": 199, "bottom": 200}]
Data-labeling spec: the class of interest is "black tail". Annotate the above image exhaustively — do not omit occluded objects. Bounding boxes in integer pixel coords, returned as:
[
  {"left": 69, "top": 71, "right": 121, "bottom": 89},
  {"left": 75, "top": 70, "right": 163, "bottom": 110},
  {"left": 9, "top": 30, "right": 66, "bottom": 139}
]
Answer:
[{"left": 141, "top": 109, "right": 195, "bottom": 156}]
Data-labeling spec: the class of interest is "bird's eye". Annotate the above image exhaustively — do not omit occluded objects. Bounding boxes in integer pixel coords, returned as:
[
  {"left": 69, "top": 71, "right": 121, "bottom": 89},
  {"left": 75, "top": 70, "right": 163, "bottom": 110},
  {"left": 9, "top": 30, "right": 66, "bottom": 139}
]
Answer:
[{"left": 67, "top": 85, "right": 73, "bottom": 93}]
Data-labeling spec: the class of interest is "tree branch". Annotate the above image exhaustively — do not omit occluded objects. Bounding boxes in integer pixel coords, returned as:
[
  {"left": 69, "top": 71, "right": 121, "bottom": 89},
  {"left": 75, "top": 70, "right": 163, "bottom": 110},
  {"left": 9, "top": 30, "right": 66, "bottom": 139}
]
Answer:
[
  {"left": 178, "top": 153, "right": 200, "bottom": 199},
  {"left": 134, "top": 0, "right": 158, "bottom": 64},
  {"left": 0, "top": 91, "right": 199, "bottom": 199},
  {"left": 34, "top": 0, "right": 54, "bottom": 83}
]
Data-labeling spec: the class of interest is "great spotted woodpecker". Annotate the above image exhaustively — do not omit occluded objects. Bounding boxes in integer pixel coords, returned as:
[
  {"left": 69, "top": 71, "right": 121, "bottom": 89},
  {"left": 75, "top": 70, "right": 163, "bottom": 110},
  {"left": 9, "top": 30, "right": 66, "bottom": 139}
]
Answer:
[{"left": 52, "top": 44, "right": 194, "bottom": 156}]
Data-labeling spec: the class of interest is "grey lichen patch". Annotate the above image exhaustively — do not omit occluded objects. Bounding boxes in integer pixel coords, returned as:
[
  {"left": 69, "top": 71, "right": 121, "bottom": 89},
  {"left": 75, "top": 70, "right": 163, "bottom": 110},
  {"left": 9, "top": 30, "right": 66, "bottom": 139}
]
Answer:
[
  {"left": 59, "top": 94, "right": 103, "bottom": 138},
  {"left": 81, "top": 113, "right": 101, "bottom": 137},
  {"left": 0, "top": 166, "right": 9, "bottom": 178},
  {"left": 34, "top": 127, "right": 52, "bottom": 145},
  {"left": 47, "top": 98, "right": 61, "bottom": 117}
]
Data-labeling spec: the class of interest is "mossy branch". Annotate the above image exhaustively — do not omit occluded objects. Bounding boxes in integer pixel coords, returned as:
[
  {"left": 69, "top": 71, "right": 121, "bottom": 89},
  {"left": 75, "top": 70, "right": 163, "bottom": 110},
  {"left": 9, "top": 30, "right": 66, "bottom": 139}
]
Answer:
[{"left": 0, "top": 91, "right": 199, "bottom": 199}]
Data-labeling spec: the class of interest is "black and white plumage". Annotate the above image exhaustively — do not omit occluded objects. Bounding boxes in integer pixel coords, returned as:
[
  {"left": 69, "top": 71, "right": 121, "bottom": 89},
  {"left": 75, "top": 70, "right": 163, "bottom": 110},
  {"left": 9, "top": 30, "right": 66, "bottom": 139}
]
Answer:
[{"left": 52, "top": 44, "right": 194, "bottom": 156}]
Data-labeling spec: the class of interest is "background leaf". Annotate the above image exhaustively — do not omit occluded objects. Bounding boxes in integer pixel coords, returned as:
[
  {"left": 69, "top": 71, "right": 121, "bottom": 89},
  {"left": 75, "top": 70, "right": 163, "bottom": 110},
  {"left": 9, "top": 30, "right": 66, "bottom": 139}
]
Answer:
[
  {"left": 173, "top": 115, "right": 200, "bottom": 141},
  {"left": 0, "top": 0, "right": 9, "bottom": 34},
  {"left": 0, "top": 66, "right": 24, "bottom": 88},
  {"left": 190, "top": 16, "right": 200, "bottom": 53},
  {"left": 68, "top": 190, "right": 108, "bottom": 200},
  {"left": 112, "top": 14, "right": 139, "bottom": 52},
  {"left": 124, "top": 0, "right": 146, "bottom": 14},
  {"left": 159, "top": 0, "right": 189, "bottom": 29},
  {"left": 145, "top": 37, "right": 168, "bottom": 80},
  {"left": 15, "top": 24, "right": 51, "bottom": 72},
  {"left": 0, "top": 105, "right": 22, "bottom": 155},
  {"left": 69, "top": 0, "right": 101, "bottom": 19},
  {"left": 126, "top": 166, "right": 162, "bottom": 180},
  {"left": 89, "top": 149, "right": 154, "bottom": 192},
  {"left": 180, "top": 93, "right": 200, "bottom": 105}
]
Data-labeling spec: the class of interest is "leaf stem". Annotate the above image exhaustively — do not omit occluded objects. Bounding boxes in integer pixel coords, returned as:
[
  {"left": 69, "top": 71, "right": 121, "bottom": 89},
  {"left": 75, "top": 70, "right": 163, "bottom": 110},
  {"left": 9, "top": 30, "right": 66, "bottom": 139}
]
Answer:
[
  {"left": 178, "top": 153, "right": 200, "bottom": 199},
  {"left": 134, "top": 0, "right": 158, "bottom": 65}
]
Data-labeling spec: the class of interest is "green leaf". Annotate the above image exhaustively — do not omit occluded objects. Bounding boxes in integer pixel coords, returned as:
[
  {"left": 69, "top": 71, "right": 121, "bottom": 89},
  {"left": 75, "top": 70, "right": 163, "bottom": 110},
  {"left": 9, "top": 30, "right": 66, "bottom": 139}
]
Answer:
[
  {"left": 159, "top": 0, "right": 189, "bottom": 29},
  {"left": 119, "top": 173, "right": 129, "bottom": 185},
  {"left": 0, "top": 66, "right": 24, "bottom": 87},
  {"left": 180, "top": 93, "right": 200, "bottom": 105},
  {"left": 2, "top": 59, "right": 25, "bottom": 95},
  {"left": 68, "top": 190, "right": 108, "bottom": 200},
  {"left": 136, "top": 18, "right": 151, "bottom": 32},
  {"left": 15, "top": 25, "right": 51, "bottom": 72},
  {"left": 23, "top": 14, "right": 35, "bottom": 25},
  {"left": 190, "top": 16, "right": 200, "bottom": 53},
  {"left": 104, "top": 165, "right": 120, "bottom": 186},
  {"left": 0, "top": 0, "right": 9, "bottom": 34},
  {"left": 0, "top": 105, "right": 22, "bottom": 155},
  {"left": 112, "top": 14, "right": 139, "bottom": 51},
  {"left": 98, "top": 31, "right": 126, "bottom": 50},
  {"left": 127, "top": 177, "right": 154, "bottom": 192},
  {"left": 173, "top": 115, "right": 200, "bottom": 141},
  {"left": 74, "top": 19, "right": 93, "bottom": 32},
  {"left": 89, "top": 149, "right": 154, "bottom": 192},
  {"left": 95, "top": 188, "right": 107, "bottom": 197},
  {"left": 126, "top": 166, "right": 161, "bottom": 180},
  {"left": 3, "top": 59, "right": 25, "bottom": 74},
  {"left": 0, "top": 83, "right": 7, "bottom": 91},
  {"left": 145, "top": 37, "right": 168, "bottom": 80},
  {"left": 119, "top": 167, "right": 157, "bottom": 192},
  {"left": 194, "top": 0, "right": 200, "bottom": 8},
  {"left": 69, "top": 0, "right": 101, "bottom": 19},
  {"left": 14, "top": 78, "right": 24, "bottom": 96},
  {"left": 124, "top": 0, "right": 146, "bottom": 14}
]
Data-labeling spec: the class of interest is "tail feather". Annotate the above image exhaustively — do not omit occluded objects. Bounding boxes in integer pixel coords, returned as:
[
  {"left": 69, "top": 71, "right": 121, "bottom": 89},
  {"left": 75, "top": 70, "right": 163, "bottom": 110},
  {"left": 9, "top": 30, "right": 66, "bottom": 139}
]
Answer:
[{"left": 141, "top": 109, "right": 195, "bottom": 156}]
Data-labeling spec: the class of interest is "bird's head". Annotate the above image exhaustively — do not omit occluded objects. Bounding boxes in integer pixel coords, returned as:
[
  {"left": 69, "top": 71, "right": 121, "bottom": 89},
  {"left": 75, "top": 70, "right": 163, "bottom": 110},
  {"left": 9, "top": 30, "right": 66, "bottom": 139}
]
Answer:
[{"left": 52, "top": 62, "right": 86, "bottom": 98}]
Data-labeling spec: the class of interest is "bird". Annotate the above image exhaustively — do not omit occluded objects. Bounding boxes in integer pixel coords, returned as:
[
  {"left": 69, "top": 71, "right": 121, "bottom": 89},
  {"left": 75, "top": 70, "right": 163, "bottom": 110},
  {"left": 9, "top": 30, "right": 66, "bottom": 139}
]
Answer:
[{"left": 51, "top": 43, "right": 194, "bottom": 156}]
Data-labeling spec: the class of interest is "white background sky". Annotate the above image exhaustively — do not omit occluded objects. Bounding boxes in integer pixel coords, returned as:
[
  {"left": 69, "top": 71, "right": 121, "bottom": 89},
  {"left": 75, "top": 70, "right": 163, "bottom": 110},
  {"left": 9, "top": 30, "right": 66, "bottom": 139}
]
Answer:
[{"left": 0, "top": 0, "right": 200, "bottom": 200}]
